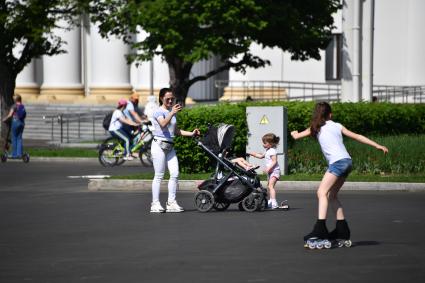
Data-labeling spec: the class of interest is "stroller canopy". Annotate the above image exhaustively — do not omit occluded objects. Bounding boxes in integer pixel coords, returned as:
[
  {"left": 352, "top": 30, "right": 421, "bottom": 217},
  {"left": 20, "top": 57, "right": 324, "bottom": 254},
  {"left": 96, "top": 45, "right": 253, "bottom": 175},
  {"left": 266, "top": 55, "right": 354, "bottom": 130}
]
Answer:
[{"left": 202, "top": 124, "right": 235, "bottom": 154}]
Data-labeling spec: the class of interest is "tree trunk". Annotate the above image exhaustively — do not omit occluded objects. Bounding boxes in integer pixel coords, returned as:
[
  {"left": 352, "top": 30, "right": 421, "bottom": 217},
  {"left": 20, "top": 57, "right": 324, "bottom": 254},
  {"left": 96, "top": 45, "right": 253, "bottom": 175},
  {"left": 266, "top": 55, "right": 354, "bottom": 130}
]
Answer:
[
  {"left": 167, "top": 57, "right": 192, "bottom": 106},
  {"left": 0, "top": 64, "right": 17, "bottom": 147}
]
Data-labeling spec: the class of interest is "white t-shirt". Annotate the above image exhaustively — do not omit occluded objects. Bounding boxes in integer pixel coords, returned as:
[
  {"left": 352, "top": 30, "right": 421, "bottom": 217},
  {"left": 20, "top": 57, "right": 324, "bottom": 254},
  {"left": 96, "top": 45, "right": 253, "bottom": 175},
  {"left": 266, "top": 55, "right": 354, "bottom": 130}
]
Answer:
[
  {"left": 152, "top": 107, "right": 176, "bottom": 141},
  {"left": 317, "top": 120, "right": 351, "bottom": 164},
  {"left": 108, "top": 109, "right": 124, "bottom": 132},
  {"left": 265, "top": 147, "right": 280, "bottom": 172}
]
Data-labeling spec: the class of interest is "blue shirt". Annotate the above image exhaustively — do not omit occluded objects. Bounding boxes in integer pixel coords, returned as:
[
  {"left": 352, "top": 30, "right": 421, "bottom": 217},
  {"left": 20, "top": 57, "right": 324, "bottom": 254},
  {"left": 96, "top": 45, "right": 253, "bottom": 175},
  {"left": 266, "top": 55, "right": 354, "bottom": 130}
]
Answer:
[{"left": 123, "top": 100, "right": 135, "bottom": 121}]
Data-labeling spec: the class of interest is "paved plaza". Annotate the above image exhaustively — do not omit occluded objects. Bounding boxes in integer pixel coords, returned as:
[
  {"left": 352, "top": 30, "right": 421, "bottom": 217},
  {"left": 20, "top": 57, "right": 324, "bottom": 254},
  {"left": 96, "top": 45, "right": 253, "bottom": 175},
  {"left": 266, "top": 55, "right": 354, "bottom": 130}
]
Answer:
[{"left": 1, "top": 161, "right": 424, "bottom": 283}]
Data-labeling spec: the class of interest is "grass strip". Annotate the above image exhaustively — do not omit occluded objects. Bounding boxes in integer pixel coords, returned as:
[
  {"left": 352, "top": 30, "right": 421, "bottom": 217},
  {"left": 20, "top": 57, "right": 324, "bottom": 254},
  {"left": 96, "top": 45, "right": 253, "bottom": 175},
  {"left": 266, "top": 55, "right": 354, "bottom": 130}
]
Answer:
[{"left": 27, "top": 148, "right": 98, "bottom": 157}]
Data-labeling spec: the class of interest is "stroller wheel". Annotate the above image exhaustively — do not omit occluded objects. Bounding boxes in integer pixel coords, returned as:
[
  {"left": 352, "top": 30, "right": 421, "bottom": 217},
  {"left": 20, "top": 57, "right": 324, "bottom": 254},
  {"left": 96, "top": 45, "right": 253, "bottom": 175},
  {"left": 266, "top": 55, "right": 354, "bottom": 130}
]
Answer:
[
  {"left": 241, "top": 195, "right": 260, "bottom": 212},
  {"left": 194, "top": 190, "right": 215, "bottom": 212},
  {"left": 213, "top": 201, "right": 230, "bottom": 211},
  {"left": 256, "top": 196, "right": 267, "bottom": 211}
]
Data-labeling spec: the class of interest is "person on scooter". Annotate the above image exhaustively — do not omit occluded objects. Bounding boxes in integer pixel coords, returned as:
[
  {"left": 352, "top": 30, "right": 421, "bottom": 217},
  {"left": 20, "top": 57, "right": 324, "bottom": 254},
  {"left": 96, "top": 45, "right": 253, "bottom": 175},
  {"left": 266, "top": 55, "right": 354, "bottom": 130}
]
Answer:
[
  {"left": 108, "top": 98, "right": 140, "bottom": 161},
  {"left": 2, "top": 94, "right": 26, "bottom": 158}
]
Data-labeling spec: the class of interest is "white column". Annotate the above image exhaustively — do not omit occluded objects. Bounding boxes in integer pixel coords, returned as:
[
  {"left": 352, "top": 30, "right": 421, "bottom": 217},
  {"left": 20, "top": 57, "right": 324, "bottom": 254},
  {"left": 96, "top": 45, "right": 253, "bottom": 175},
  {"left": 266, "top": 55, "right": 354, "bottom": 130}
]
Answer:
[
  {"left": 342, "top": 0, "right": 362, "bottom": 102},
  {"left": 89, "top": 24, "right": 132, "bottom": 103},
  {"left": 406, "top": 0, "right": 425, "bottom": 85},
  {"left": 341, "top": 0, "right": 353, "bottom": 102},
  {"left": 15, "top": 60, "right": 39, "bottom": 102},
  {"left": 130, "top": 29, "right": 170, "bottom": 104},
  {"left": 81, "top": 15, "right": 90, "bottom": 97},
  {"left": 16, "top": 60, "right": 37, "bottom": 88},
  {"left": 362, "top": 0, "right": 374, "bottom": 102},
  {"left": 40, "top": 22, "right": 84, "bottom": 103},
  {"left": 352, "top": 0, "right": 362, "bottom": 102},
  {"left": 134, "top": 56, "right": 169, "bottom": 90}
]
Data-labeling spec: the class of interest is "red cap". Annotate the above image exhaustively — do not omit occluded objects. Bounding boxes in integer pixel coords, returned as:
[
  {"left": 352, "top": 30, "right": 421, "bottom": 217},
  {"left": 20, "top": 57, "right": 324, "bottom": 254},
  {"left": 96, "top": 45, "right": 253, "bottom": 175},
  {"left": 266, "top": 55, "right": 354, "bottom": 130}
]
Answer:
[{"left": 118, "top": 98, "right": 127, "bottom": 107}]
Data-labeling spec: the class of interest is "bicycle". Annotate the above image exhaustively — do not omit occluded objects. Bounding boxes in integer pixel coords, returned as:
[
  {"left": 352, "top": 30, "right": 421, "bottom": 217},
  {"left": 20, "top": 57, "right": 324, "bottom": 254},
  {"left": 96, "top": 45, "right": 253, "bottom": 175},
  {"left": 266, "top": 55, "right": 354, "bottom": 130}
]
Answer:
[{"left": 98, "top": 122, "right": 153, "bottom": 167}]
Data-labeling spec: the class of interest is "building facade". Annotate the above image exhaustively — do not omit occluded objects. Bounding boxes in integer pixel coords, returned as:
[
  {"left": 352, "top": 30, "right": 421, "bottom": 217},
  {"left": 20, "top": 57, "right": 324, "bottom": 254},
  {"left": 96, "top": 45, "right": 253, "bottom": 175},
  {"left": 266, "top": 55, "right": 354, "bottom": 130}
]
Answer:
[{"left": 15, "top": 0, "right": 425, "bottom": 105}]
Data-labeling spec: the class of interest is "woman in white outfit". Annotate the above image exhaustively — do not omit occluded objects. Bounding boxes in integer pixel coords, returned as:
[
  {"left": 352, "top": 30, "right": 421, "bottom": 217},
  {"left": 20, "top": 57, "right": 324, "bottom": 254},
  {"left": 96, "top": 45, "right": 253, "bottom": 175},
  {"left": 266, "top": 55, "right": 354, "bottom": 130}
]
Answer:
[{"left": 150, "top": 88, "right": 200, "bottom": 213}]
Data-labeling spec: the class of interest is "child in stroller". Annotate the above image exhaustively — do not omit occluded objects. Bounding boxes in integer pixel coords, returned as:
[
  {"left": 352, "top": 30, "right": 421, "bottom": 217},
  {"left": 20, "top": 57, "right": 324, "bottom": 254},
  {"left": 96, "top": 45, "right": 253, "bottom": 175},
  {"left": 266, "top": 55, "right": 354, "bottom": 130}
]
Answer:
[{"left": 194, "top": 124, "right": 267, "bottom": 212}]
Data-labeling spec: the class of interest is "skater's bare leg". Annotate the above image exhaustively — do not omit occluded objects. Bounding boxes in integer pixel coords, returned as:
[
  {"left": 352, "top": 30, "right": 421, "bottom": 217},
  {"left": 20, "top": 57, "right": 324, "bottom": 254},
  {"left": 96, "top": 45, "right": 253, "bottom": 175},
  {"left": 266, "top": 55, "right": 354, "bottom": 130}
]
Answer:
[
  {"left": 317, "top": 172, "right": 339, "bottom": 220},
  {"left": 328, "top": 176, "right": 346, "bottom": 220}
]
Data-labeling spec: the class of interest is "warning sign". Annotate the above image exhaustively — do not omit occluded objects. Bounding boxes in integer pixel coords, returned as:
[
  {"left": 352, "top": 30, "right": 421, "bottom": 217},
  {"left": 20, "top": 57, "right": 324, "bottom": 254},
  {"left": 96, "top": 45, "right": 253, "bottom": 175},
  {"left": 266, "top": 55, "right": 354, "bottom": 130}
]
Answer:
[{"left": 260, "top": 115, "right": 269, "bottom": 124}]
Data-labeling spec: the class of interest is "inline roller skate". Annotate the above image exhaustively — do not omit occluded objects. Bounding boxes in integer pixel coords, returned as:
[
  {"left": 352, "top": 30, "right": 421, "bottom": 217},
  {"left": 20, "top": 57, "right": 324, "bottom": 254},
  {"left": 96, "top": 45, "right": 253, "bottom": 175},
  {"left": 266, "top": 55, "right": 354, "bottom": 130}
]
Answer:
[
  {"left": 329, "top": 219, "right": 352, "bottom": 248},
  {"left": 304, "top": 220, "right": 332, "bottom": 250}
]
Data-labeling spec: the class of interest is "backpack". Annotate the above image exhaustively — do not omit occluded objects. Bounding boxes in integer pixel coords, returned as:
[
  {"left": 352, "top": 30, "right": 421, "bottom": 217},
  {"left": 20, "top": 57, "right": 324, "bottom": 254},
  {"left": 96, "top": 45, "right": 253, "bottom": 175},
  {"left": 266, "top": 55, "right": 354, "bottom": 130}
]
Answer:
[
  {"left": 15, "top": 104, "right": 26, "bottom": 121},
  {"left": 102, "top": 111, "right": 113, "bottom": 131}
]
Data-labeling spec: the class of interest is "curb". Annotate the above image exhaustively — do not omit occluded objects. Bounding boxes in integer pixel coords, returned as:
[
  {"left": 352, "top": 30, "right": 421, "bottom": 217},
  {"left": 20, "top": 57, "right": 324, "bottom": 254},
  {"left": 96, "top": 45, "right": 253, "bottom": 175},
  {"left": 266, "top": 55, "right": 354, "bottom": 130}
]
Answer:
[
  {"left": 88, "top": 179, "right": 425, "bottom": 192},
  {"left": 31, "top": 157, "right": 99, "bottom": 163}
]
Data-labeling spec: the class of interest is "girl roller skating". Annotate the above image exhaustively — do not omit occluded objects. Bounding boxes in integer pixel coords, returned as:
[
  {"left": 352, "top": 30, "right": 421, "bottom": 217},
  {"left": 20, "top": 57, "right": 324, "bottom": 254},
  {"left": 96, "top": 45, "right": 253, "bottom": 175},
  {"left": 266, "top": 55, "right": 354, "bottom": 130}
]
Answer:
[{"left": 291, "top": 102, "right": 388, "bottom": 249}]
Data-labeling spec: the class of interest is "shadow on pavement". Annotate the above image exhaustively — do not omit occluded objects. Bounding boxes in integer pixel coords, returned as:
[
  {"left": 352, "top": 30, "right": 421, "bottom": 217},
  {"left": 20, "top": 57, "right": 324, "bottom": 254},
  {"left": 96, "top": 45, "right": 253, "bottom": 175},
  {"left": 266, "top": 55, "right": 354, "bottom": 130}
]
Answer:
[{"left": 353, "top": 240, "right": 381, "bottom": 247}]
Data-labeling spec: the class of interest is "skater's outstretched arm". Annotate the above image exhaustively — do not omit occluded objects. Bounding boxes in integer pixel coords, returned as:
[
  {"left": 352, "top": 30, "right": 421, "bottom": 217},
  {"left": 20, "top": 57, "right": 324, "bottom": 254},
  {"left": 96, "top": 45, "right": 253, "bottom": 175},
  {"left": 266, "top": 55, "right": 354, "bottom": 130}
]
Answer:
[
  {"left": 291, "top": 128, "right": 311, "bottom": 140},
  {"left": 341, "top": 127, "right": 388, "bottom": 154}
]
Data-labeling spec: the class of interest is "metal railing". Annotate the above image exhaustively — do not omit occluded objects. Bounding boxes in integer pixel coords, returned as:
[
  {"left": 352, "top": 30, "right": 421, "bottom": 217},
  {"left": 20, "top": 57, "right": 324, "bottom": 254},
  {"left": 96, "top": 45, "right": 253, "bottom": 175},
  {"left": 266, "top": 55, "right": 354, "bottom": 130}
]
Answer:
[
  {"left": 215, "top": 80, "right": 341, "bottom": 102},
  {"left": 42, "top": 112, "right": 108, "bottom": 143},
  {"left": 373, "top": 85, "right": 425, "bottom": 103},
  {"left": 216, "top": 80, "right": 425, "bottom": 103}
]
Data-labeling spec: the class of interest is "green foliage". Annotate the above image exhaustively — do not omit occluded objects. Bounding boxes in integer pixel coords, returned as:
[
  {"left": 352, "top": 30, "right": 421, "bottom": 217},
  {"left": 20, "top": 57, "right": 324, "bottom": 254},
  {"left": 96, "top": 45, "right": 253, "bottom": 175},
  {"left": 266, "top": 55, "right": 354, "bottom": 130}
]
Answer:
[
  {"left": 174, "top": 102, "right": 425, "bottom": 173},
  {"left": 289, "top": 134, "right": 425, "bottom": 175},
  {"left": 175, "top": 104, "right": 247, "bottom": 173},
  {"left": 27, "top": 148, "right": 98, "bottom": 158},
  {"left": 90, "top": 0, "right": 340, "bottom": 102}
]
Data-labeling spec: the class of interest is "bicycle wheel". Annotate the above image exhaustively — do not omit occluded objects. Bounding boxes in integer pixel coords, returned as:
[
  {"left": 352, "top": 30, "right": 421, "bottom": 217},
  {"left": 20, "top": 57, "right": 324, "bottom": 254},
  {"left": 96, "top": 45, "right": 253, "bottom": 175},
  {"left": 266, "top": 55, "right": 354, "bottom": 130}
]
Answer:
[
  {"left": 139, "top": 143, "right": 153, "bottom": 166},
  {"left": 98, "top": 137, "right": 124, "bottom": 167}
]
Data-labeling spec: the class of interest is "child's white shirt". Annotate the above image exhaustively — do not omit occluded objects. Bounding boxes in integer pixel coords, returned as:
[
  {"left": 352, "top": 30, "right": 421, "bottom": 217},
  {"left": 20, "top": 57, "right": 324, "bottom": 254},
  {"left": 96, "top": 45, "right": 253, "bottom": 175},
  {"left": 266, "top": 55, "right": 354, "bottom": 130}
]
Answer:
[{"left": 265, "top": 147, "right": 280, "bottom": 171}]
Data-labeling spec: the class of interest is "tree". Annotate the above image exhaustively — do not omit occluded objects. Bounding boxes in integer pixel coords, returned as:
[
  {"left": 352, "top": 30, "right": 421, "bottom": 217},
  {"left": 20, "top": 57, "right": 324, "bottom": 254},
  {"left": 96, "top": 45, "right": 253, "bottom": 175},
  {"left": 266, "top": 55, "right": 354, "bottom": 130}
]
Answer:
[
  {"left": 0, "top": 0, "right": 85, "bottom": 143},
  {"left": 90, "top": 0, "right": 340, "bottom": 104}
]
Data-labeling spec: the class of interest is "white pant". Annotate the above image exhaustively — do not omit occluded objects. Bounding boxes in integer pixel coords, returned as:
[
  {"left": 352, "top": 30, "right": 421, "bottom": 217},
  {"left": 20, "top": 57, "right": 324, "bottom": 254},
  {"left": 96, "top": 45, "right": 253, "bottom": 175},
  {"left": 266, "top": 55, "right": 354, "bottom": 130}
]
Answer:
[{"left": 151, "top": 140, "right": 179, "bottom": 203}]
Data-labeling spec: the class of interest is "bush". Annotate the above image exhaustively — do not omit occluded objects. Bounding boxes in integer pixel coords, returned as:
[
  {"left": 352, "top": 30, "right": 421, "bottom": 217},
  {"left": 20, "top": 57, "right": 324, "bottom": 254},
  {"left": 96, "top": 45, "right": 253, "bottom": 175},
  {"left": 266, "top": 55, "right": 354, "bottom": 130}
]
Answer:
[
  {"left": 175, "top": 101, "right": 425, "bottom": 173},
  {"left": 288, "top": 134, "right": 425, "bottom": 174}
]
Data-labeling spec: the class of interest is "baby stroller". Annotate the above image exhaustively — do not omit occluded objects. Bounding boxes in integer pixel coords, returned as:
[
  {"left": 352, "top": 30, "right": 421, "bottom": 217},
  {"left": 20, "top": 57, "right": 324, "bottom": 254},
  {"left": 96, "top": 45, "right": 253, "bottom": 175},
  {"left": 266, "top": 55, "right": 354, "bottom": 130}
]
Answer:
[{"left": 194, "top": 124, "right": 267, "bottom": 212}]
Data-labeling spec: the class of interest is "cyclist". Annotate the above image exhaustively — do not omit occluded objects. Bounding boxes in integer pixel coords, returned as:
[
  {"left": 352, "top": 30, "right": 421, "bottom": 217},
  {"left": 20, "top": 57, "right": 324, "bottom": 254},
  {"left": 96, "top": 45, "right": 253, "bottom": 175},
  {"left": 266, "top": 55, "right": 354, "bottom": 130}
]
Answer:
[
  {"left": 123, "top": 92, "right": 146, "bottom": 133},
  {"left": 108, "top": 98, "right": 140, "bottom": 161}
]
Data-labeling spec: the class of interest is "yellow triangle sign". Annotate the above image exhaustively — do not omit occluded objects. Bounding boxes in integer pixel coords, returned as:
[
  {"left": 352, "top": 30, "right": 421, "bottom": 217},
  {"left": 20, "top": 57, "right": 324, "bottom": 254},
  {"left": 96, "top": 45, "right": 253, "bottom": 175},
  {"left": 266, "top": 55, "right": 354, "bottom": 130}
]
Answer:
[{"left": 260, "top": 115, "right": 269, "bottom": 124}]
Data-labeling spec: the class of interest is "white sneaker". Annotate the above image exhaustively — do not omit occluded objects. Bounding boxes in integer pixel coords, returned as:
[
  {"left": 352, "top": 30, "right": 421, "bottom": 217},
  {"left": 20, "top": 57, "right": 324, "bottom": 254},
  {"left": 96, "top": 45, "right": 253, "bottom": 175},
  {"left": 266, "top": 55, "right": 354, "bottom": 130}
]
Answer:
[
  {"left": 166, "top": 200, "right": 184, "bottom": 213},
  {"left": 270, "top": 203, "right": 279, "bottom": 209},
  {"left": 268, "top": 200, "right": 279, "bottom": 209},
  {"left": 150, "top": 201, "right": 165, "bottom": 213},
  {"left": 124, "top": 155, "right": 134, "bottom": 161}
]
